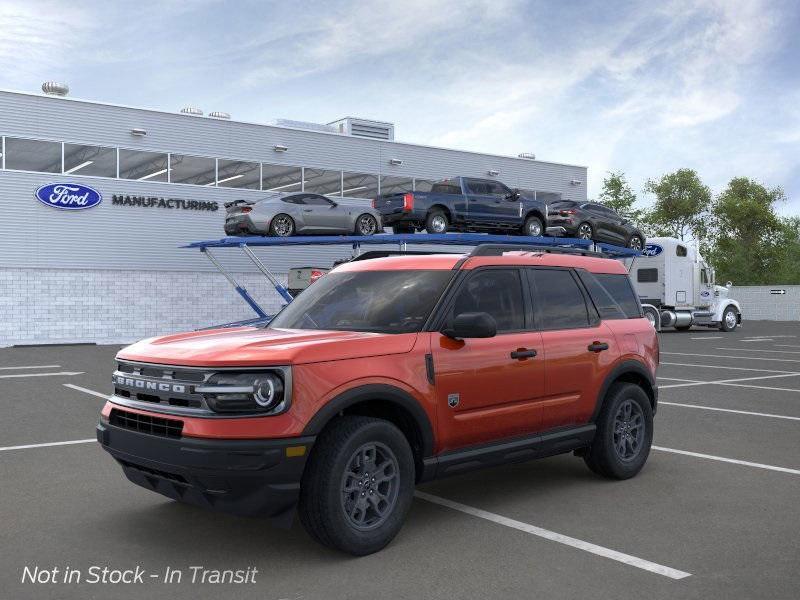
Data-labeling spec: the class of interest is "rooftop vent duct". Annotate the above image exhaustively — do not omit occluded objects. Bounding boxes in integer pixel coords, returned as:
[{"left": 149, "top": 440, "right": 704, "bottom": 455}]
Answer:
[
  {"left": 269, "top": 119, "right": 337, "bottom": 134},
  {"left": 180, "top": 106, "right": 203, "bottom": 116},
  {"left": 328, "top": 117, "right": 395, "bottom": 141},
  {"left": 208, "top": 111, "right": 231, "bottom": 119},
  {"left": 42, "top": 82, "right": 69, "bottom": 96},
  {"left": 518, "top": 152, "right": 536, "bottom": 160}
]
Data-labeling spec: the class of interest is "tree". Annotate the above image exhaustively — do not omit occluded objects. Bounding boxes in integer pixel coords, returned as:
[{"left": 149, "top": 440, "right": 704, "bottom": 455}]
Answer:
[
  {"left": 642, "top": 169, "right": 711, "bottom": 241},
  {"left": 598, "top": 171, "right": 641, "bottom": 220},
  {"left": 707, "top": 177, "right": 786, "bottom": 285}
]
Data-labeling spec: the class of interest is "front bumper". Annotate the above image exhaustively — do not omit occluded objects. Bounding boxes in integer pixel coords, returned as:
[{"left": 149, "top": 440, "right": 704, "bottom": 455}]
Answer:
[{"left": 97, "top": 418, "right": 314, "bottom": 519}]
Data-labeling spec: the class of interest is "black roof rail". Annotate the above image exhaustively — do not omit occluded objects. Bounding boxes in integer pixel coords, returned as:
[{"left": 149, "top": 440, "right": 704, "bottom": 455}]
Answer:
[
  {"left": 347, "top": 250, "right": 455, "bottom": 263},
  {"left": 469, "top": 243, "right": 604, "bottom": 257}
]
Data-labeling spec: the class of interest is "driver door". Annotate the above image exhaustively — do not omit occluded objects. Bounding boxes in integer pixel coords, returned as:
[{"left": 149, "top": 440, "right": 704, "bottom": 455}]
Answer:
[
  {"left": 430, "top": 267, "right": 545, "bottom": 451},
  {"left": 301, "top": 195, "right": 349, "bottom": 232}
]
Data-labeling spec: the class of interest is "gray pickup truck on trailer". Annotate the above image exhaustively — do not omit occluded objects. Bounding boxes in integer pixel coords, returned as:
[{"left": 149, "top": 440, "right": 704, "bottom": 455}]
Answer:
[{"left": 373, "top": 177, "right": 560, "bottom": 237}]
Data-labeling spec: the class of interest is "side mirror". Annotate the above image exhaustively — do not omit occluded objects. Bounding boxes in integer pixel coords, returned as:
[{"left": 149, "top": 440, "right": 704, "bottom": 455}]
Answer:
[
  {"left": 442, "top": 312, "right": 497, "bottom": 339},
  {"left": 505, "top": 189, "right": 521, "bottom": 201}
]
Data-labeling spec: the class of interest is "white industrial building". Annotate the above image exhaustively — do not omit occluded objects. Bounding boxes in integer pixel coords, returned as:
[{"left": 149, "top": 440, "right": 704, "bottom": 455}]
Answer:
[{"left": 0, "top": 84, "right": 588, "bottom": 346}]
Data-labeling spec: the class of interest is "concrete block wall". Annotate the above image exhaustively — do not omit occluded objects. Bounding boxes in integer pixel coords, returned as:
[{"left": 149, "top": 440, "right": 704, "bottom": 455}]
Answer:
[
  {"left": 0, "top": 268, "right": 289, "bottom": 347},
  {"left": 730, "top": 285, "right": 800, "bottom": 322}
]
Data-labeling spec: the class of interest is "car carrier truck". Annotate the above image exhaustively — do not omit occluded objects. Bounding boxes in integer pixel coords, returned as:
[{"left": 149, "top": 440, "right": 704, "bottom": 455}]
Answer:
[{"left": 631, "top": 237, "right": 742, "bottom": 332}]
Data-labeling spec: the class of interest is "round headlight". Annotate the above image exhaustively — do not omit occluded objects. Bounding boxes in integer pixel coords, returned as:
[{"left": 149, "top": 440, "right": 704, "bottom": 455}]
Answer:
[{"left": 254, "top": 375, "right": 284, "bottom": 409}]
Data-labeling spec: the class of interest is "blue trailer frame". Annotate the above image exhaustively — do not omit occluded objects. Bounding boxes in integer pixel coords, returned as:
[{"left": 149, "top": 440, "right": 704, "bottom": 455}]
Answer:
[{"left": 183, "top": 233, "right": 639, "bottom": 328}]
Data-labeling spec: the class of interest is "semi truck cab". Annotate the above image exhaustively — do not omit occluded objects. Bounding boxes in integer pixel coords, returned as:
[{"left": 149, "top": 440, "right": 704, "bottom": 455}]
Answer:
[{"left": 632, "top": 237, "right": 742, "bottom": 332}]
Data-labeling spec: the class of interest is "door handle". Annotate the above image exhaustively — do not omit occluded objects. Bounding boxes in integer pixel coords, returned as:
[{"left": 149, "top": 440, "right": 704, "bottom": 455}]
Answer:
[
  {"left": 588, "top": 342, "right": 609, "bottom": 352},
  {"left": 303, "top": 209, "right": 313, "bottom": 213},
  {"left": 510, "top": 348, "right": 537, "bottom": 360}
]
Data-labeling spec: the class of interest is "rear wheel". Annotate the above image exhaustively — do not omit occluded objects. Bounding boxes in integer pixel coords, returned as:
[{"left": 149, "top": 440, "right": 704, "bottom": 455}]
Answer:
[
  {"left": 425, "top": 210, "right": 449, "bottom": 234},
  {"left": 577, "top": 222, "right": 593, "bottom": 240},
  {"left": 583, "top": 383, "right": 653, "bottom": 479},
  {"left": 720, "top": 306, "right": 738, "bottom": 332},
  {"left": 522, "top": 215, "right": 543, "bottom": 237},
  {"left": 355, "top": 214, "right": 379, "bottom": 236},
  {"left": 298, "top": 416, "right": 415, "bottom": 556},
  {"left": 269, "top": 214, "right": 295, "bottom": 237}
]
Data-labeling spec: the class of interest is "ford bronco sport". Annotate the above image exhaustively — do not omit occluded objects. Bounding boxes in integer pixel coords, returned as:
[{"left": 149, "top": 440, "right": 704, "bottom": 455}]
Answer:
[{"left": 97, "top": 245, "right": 658, "bottom": 555}]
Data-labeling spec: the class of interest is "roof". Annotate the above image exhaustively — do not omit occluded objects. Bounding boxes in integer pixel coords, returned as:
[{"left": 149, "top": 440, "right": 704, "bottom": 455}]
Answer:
[{"left": 335, "top": 250, "right": 629, "bottom": 274}]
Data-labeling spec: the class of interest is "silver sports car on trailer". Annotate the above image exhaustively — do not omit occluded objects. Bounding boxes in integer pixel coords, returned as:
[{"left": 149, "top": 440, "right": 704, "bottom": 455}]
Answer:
[{"left": 224, "top": 192, "right": 383, "bottom": 237}]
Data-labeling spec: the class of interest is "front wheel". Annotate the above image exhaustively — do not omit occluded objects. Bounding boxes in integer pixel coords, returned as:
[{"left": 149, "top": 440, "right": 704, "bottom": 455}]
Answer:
[
  {"left": 583, "top": 383, "right": 653, "bottom": 480},
  {"left": 522, "top": 215, "right": 543, "bottom": 237},
  {"left": 298, "top": 416, "right": 415, "bottom": 556},
  {"left": 627, "top": 235, "right": 644, "bottom": 251},
  {"left": 269, "top": 214, "right": 295, "bottom": 237},
  {"left": 720, "top": 306, "right": 738, "bottom": 332},
  {"left": 577, "top": 222, "right": 593, "bottom": 240},
  {"left": 355, "top": 214, "right": 379, "bottom": 236}
]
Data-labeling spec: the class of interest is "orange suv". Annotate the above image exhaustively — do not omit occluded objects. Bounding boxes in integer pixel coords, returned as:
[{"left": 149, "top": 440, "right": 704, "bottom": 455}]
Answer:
[{"left": 97, "top": 244, "right": 658, "bottom": 555}]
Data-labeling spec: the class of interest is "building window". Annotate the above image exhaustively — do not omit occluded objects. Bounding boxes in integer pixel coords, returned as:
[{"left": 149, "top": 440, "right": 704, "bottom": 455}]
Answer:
[
  {"left": 63, "top": 144, "right": 117, "bottom": 177},
  {"left": 379, "top": 175, "right": 413, "bottom": 195},
  {"left": 119, "top": 149, "right": 169, "bottom": 182},
  {"left": 413, "top": 178, "right": 436, "bottom": 192},
  {"left": 262, "top": 164, "right": 302, "bottom": 192},
  {"left": 341, "top": 172, "right": 379, "bottom": 198},
  {"left": 4, "top": 137, "right": 61, "bottom": 173},
  {"left": 170, "top": 154, "right": 216, "bottom": 186},
  {"left": 217, "top": 159, "right": 260, "bottom": 189},
  {"left": 304, "top": 168, "right": 342, "bottom": 196}
]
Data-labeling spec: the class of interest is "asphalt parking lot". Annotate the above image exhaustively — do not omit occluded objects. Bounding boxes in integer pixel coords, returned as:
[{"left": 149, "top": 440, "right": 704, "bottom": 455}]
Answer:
[{"left": 1, "top": 321, "right": 798, "bottom": 600}]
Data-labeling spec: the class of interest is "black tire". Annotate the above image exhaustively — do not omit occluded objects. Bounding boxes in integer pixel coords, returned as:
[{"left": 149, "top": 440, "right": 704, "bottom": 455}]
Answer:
[
  {"left": 298, "top": 416, "right": 415, "bottom": 556},
  {"left": 577, "top": 222, "right": 593, "bottom": 240},
  {"left": 269, "top": 213, "right": 295, "bottom": 237},
  {"left": 392, "top": 224, "right": 415, "bottom": 234},
  {"left": 720, "top": 306, "right": 738, "bottom": 332},
  {"left": 583, "top": 383, "right": 653, "bottom": 480},
  {"left": 522, "top": 215, "right": 544, "bottom": 237},
  {"left": 425, "top": 210, "right": 449, "bottom": 234},
  {"left": 354, "top": 213, "right": 379, "bottom": 236},
  {"left": 627, "top": 234, "right": 644, "bottom": 251}
]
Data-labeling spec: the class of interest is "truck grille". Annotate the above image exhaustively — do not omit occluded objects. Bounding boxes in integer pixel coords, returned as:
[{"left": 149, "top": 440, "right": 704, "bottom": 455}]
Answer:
[
  {"left": 112, "top": 360, "right": 211, "bottom": 414},
  {"left": 110, "top": 408, "right": 183, "bottom": 439}
]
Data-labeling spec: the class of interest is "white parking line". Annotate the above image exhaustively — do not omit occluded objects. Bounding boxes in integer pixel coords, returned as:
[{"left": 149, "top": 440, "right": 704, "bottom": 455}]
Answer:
[
  {"left": 660, "top": 362, "right": 798, "bottom": 374},
  {"left": 653, "top": 446, "right": 800, "bottom": 475},
  {"left": 659, "top": 372, "right": 800, "bottom": 389},
  {"left": 720, "top": 382, "right": 800, "bottom": 394},
  {"left": 739, "top": 338, "right": 773, "bottom": 342},
  {"left": 0, "top": 364, "right": 61, "bottom": 370},
  {"left": 661, "top": 352, "right": 800, "bottom": 363},
  {"left": 776, "top": 344, "right": 800, "bottom": 349},
  {"left": 0, "top": 371, "right": 85, "bottom": 379},
  {"left": 659, "top": 401, "right": 800, "bottom": 421},
  {"left": 0, "top": 439, "right": 96, "bottom": 452},
  {"left": 715, "top": 347, "right": 800, "bottom": 355},
  {"left": 415, "top": 491, "right": 691, "bottom": 579},
  {"left": 690, "top": 336, "right": 724, "bottom": 340},
  {"left": 63, "top": 383, "right": 109, "bottom": 399}
]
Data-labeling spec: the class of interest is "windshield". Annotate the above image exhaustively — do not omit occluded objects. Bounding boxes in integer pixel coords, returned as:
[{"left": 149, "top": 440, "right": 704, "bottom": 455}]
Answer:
[{"left": 269, "top": 270, "right": 453, "bottom": 333}]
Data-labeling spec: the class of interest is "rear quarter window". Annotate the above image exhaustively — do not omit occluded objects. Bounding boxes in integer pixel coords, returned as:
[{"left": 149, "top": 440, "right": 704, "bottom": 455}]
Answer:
[{"left": 579, "top": 272, "right": 642, "bottom": 319}]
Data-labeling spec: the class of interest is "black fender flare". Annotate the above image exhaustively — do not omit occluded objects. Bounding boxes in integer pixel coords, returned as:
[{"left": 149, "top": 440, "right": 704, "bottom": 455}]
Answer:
[
  {"left": 591, "top": 360, "right": 657, "bottom": 421},
  {"left": 302, "top": 384, "right": 435, "bottom": 458}
]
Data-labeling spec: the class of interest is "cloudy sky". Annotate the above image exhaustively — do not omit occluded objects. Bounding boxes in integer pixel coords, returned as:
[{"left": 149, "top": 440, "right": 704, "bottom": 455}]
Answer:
[{"left": 2, "top": 0, "right": 798, "bottom": 211}]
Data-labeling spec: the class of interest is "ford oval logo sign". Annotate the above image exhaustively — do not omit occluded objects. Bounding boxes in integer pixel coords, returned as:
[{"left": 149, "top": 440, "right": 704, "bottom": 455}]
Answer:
[
  {"left": 641, "top": 243, "right": 663, "bottom": 257},
  {"left": 35, "top": 183, "right": 102, "bottom": 210}
]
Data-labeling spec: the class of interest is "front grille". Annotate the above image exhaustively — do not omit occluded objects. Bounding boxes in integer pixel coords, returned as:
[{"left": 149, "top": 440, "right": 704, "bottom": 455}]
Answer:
[
  {"left": 113, "top": 361, "right": 211, "bottom": 414},
  {"left": 110, "top": 408, "right": 183, "bottom": 439}
]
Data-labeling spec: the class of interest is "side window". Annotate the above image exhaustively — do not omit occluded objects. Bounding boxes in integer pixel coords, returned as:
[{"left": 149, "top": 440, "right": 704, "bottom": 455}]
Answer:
[
  {"left": 466, "top": 180, "right": 490, "bottom": 195},
  {"left": 637, "top": 268, "right": 658, "bottom": 283},
  {"left": 449, "top": 269, "right": 525, "bottom": 332},
  {"left": 486, "top": 181, "right": 510, "bottom": 197},
  {"left": 283, "top": 194, "right": 306, "bottom": 205},
  {"left": 676, "top": 245, "right": 688, "bottom": 257},
  {"left": 581, "top": 272, "right": 642, "bottom": 319},
  {"left": 305, "top": 195, "right": 334, "bottom": 206},
  {"left": 430, "top": 180, "right": 462, "bottom": 194},
  {"left": 530, "top": 269, "right": 590, "bottom": 329},
  {"left": 701, "top": 269, "right": 709, "bottom": 284}
]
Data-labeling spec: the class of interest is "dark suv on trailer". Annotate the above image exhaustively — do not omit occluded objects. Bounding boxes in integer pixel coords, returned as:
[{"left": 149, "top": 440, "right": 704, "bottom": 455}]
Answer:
[
  {"left": 547, "top": 200, "right": 645, "bottom": 250},
  {"left": 98, "top": 245, "right": 658, "bottom": 556}
]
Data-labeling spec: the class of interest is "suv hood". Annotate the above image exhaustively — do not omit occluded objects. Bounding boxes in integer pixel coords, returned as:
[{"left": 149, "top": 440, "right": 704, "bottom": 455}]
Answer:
[{"left": 116, "top": 327, "right": 417, "bottom": 367}]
